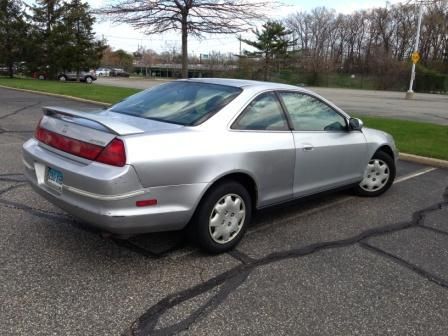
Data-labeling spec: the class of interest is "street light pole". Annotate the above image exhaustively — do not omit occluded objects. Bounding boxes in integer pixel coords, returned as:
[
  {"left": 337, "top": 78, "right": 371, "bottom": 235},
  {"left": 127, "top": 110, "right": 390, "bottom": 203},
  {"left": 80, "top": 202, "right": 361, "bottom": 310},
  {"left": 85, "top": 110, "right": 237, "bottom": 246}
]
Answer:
[{"left": 405, "top": 1, "right": 424, "bottom": 99}]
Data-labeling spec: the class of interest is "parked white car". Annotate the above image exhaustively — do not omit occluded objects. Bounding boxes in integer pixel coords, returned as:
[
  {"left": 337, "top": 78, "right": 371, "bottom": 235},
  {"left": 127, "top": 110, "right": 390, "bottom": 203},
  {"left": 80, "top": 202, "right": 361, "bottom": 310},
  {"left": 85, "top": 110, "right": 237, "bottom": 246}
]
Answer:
[{"left": 96, "top": 67, "right": 111, "bottom": 76}]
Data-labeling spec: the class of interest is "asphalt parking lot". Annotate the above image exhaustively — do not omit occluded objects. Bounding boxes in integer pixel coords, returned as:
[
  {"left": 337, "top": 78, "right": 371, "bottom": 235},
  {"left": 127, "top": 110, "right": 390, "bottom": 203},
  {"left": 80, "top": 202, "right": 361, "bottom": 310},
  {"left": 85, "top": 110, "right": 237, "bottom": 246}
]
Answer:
[{"left": 1, "top": 87, "right": 448, "bottom": 336}]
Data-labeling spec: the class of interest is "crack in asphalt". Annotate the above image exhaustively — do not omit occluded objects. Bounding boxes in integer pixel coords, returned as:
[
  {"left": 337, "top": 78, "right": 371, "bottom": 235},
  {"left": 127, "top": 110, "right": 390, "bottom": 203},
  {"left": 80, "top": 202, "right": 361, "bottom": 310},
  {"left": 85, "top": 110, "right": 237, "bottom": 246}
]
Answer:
[
  {"left": 359, "top": 242, "right": 448, "bottom": 289},
  {"left": 126, "top": 186, "right": 448, "bottom": 336},
  {"left": 0, "top": 179, "right": 67, "bottom": 225},
  {"left": 0, "top": 176, "right": 186, "bottom": 257},
  {"left": 0, "top": 102, "right": 41, "bottom": 120},
  {"left": 131, "top": 264, "right": 251, "bottom": 336},
  {"left": 0, "top": 173, "right": 28, "bottom": 183},
  {"left": 0, "top": 182, "right": 26, "bottom": 195},
  {"left": 227, "top": 249, "right": 255, "bottom": 264},
  {"left": 0, "top": 198, "right": 72, "bottom": 223},
  {"left": 0, "top": 130, "right": 33, "bottom": 133},
  {"left": 0, "top": 193, "right": 181, "bottom": 258},
  {"left": 418, "top": 223, "right": 448, "bottom": 237},
  {"left": 0, "top": 176, "right": 185, "bottom": 256}
]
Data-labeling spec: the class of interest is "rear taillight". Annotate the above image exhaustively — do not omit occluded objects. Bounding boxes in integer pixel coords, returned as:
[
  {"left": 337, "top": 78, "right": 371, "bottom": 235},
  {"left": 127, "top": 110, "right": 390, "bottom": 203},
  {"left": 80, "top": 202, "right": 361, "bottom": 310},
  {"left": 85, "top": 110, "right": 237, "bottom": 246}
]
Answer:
[
  {"left": 35, "top": 124, "right": 126, "bottom": 167},
  {"left": 35, "top": 125, "right": 103, "bottom": 160},
  {"left": 96, "top": 138, "right": 126, "bottom": 167}
]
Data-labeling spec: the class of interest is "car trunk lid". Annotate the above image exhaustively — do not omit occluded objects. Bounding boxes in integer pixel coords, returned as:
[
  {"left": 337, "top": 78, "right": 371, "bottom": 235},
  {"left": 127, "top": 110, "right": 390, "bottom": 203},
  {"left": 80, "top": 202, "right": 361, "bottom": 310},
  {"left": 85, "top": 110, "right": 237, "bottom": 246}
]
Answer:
[{"left": 36, "top": 106, "right": 182, "bottom": 165}]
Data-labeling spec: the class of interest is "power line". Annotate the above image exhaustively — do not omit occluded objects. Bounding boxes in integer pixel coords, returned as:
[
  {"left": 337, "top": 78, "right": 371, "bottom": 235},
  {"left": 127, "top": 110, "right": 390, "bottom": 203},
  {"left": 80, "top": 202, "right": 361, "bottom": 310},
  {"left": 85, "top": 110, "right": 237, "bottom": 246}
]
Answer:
[{"left": 100, "top": 34, "right": 244, "bottom": 42}]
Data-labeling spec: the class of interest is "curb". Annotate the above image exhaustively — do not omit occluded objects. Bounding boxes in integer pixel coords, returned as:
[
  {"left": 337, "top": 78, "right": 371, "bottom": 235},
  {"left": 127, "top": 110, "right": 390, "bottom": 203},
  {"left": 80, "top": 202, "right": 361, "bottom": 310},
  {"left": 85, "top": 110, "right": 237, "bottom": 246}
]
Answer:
[
  {"left": 399, "top": 153, "right": 448, "bottom": 169},
  {"left": 0, "top": 84, "right": 110, "bottom": 107}
]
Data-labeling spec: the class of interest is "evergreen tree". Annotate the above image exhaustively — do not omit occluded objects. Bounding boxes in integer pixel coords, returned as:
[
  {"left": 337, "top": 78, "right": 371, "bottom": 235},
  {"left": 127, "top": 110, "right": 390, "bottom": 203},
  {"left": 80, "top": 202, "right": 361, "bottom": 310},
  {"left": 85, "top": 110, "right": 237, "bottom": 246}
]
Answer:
[
  {"left": 241, "top": 21, "right": 291, "bottom": 80},
  {"left": 29, "top": 0, "right": 105, "bottom": 78},
  {"left": 29, "top": 0, "right": 65, "bottom": 77},
  {"left": 56, "top": 0, "right": 105, "bottom": 78},
  {"left": 0, "top": 0, "right": 28, "bottom": 78}
]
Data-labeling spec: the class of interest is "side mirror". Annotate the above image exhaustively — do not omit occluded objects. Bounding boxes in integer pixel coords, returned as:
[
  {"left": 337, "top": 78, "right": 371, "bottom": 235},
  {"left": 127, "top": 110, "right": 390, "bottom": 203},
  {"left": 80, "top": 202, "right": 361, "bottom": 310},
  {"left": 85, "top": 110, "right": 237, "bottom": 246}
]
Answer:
[{"left": 349, "top": 118, "right": 363, "bottom": 131}]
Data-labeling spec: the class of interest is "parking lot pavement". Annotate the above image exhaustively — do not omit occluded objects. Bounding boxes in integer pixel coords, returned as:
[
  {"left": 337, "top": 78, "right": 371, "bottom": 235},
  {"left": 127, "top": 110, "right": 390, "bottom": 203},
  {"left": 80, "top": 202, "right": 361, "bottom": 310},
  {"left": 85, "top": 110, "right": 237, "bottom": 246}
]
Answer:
[
  {"left": 1, "top": 87, "right": 447, "bottom": 335},
  {"left": 95, "top": 77, "right": 448, "bottom": 125}
]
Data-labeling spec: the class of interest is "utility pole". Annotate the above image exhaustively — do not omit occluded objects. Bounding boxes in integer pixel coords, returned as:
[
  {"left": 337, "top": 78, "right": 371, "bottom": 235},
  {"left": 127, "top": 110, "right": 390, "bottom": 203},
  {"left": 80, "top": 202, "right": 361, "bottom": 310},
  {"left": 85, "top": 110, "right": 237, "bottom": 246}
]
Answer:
[
  {"left": 239, "top": 34, "right": 242, "bottom": 56},
  {"left": 405, "top": 1, "right": 424, "bottom": 99},
  {"left": 238, "top": 34, "right": 242, "bottom": 72}
]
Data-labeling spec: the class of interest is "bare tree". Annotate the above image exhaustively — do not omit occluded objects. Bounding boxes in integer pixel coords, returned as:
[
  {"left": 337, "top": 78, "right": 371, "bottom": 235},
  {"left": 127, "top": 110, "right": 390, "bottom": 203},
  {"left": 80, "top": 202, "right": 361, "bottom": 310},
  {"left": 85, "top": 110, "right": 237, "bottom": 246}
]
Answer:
[
  {"left": 286, "top": 1, "right": 447, "bottom": 74},
  {"left": 97, "top": 0, "right": 271, "bottom": 78}
]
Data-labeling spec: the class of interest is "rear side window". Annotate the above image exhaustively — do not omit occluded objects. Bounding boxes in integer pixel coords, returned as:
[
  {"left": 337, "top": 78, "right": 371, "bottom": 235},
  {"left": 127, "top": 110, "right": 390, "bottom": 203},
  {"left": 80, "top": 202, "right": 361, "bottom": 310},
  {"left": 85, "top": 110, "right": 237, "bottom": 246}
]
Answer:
[
  {"left": 232, "top": 92, "right": 288, "bottom": 131},
  {"left": 110, "top": 82, "right": 242, "bottom": 126}
]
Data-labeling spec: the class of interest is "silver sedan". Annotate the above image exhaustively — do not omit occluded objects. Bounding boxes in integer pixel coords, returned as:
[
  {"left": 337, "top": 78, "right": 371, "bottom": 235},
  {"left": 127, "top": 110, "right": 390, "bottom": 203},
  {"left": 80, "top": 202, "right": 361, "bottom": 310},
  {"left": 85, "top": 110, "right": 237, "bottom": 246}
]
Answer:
[{"left": 23, "top": 79, "right": 398, "bottom": 253}]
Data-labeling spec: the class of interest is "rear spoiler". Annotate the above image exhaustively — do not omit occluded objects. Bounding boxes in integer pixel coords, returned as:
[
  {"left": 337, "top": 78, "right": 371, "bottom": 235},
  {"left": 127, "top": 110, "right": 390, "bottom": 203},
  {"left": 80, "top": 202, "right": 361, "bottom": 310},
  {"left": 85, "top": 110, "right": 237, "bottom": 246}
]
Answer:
[{"left": 43, "top": 106, "right": 145, "bottom": 135}]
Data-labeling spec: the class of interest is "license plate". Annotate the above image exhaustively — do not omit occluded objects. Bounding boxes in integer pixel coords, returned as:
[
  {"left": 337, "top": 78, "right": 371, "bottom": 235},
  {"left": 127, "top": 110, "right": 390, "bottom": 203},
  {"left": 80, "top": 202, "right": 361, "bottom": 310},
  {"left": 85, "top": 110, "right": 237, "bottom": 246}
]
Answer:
[{"left": 47, "top": 167, "right": 63, "bottom": 191}]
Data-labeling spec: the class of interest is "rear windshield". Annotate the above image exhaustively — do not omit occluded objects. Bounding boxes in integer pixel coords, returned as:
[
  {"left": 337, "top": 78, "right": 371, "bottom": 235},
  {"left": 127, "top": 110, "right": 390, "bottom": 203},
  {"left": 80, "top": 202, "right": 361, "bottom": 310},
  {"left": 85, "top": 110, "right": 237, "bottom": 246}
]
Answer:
[{"left": 110, "top": 81, "right": 242, "bottom": 126}]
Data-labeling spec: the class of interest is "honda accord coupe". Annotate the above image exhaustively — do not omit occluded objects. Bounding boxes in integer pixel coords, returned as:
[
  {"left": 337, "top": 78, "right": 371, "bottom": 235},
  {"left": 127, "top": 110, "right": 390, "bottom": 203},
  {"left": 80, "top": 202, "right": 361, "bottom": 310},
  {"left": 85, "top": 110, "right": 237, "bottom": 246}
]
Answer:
[{"left": 23, "top": 79, "right": 398, "bottom": 253}]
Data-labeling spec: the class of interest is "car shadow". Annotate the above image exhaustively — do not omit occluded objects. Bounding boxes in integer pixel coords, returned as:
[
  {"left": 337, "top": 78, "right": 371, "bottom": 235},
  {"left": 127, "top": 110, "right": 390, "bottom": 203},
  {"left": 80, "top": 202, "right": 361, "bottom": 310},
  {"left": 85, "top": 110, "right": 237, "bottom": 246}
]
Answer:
[{"left": 102, "top": 189, "right": 352, "bottom": 258}]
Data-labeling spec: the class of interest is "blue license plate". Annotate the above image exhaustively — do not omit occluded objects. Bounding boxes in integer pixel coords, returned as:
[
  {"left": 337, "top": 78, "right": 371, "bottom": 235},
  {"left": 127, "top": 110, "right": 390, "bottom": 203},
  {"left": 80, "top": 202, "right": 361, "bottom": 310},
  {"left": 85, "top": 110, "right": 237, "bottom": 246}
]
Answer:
[{"left": 47, "top": 167, "right": 63, "bottom": 190}]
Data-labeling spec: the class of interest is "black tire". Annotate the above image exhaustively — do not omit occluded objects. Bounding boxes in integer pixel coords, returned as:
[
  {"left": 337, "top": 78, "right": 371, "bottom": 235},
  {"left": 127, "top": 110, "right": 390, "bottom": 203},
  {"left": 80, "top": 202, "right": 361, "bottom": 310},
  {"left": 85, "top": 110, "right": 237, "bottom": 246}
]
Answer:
[
  {"left": 190, "top": 181, "right": 252, "bottom": 254},
  {"left": 354, "top": 150, "right": 396, "bottom": 197},
  {"left": 85, "top": 76, "right": 93, "bottom": 84},
  {"left": 58, "top": 75, "right": 67, "bottom": 82}
]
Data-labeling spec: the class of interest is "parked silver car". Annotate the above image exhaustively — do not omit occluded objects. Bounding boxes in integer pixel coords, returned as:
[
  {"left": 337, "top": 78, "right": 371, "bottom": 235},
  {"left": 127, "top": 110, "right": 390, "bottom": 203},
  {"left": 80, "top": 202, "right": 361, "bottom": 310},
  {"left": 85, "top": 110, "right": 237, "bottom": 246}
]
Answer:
[
  {"left": 23, "top": 79, "right": 398, "bottom": 253},
  {"left": 58, "top": 70, "right": 97, "bottom": 83}
]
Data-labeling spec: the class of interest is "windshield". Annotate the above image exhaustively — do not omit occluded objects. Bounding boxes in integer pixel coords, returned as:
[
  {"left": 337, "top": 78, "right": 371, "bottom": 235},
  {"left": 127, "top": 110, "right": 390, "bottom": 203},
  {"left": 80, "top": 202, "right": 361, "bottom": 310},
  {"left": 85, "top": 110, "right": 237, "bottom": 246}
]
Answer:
[{"left": 110, "top": 81, "right": 242, "bottom": 126}]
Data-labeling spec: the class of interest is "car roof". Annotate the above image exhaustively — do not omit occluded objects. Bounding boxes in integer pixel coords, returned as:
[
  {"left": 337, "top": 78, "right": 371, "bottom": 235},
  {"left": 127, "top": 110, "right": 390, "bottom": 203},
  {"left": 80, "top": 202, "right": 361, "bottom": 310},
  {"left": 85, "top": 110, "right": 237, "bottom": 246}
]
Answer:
[{"left": 183, "top": 78, "right": 308, "bottom": 91}]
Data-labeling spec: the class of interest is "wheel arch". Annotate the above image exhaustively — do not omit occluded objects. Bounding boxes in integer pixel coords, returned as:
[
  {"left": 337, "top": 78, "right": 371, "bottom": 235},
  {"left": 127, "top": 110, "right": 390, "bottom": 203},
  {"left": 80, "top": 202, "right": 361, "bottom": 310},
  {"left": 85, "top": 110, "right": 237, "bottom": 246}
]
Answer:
[
  {"left": 375, "top": 144, "right": 395, "bottom": 160},
  {"left": 195, "top": 171, "right": 259, "bottom": 215}
]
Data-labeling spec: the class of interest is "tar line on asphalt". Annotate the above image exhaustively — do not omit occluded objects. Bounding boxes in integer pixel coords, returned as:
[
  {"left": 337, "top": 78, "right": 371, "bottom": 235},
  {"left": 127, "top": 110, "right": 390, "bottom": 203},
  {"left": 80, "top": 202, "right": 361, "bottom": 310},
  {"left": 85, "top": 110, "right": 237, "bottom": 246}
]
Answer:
[
  {"left": 129, "top": 182, "right": 448, "bottom": 336},
  {"left": 169, "top": 166, "right": 439, "bottom": 259}
]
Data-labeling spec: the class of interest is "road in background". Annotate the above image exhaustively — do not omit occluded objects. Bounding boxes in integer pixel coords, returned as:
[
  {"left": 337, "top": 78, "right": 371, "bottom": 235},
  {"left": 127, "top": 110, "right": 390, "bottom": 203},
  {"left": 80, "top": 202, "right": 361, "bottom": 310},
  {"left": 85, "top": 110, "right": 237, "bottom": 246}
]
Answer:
[
  {"left": 1, "top": 87, "right": 448, "bottom": 335},
  {"left": 312, "top": 86, "right": 448, "bottom": 125},
  {"left": 96, "top": 77, "right": 448, "bottom": 125}
]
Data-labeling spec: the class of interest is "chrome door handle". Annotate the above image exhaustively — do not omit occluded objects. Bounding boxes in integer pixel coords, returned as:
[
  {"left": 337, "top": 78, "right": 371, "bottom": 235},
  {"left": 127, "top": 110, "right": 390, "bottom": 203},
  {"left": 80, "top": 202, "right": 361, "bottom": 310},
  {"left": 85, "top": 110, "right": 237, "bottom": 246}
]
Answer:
[{"left": 302, "top": 145, "right": 314, "bottom": 151}]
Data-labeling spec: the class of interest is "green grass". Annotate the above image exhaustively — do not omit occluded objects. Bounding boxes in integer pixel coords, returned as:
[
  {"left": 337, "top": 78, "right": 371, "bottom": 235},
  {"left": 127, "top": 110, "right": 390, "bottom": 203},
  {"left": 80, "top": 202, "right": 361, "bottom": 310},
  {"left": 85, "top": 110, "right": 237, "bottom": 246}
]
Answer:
[
  {"left": 360, "top": 116, "right": 448, "bottom": 161},
  {"left": 0, "top": 77, "right": 139, "bottom": 104},
  {"left": 273, "top": 72, "right": 386, "bottom": 90},
  {"left": 0, "top": 77, "right": 446, "bottom": 160}
]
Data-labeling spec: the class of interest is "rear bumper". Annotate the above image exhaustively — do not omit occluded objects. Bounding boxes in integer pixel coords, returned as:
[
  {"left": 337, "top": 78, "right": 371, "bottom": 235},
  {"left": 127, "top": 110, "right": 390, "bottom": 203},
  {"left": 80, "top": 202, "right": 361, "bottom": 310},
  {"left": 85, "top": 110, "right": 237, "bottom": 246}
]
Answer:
[{"left": 23, "top": 139, "right": 206, "bottom": 234}]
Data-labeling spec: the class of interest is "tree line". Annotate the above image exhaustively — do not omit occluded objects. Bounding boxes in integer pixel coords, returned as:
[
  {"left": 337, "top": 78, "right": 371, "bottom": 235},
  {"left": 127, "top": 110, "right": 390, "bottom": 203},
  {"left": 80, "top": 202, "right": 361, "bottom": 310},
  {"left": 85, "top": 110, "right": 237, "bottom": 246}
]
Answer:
[
  {"left": 239, "top": 1, "right": 447, "bottom": 91},
  {"left": 1, "top": 0, "right": 447, "bottom": 91},
  {"left": 96, "top": 0, "right": 447, "bottom": 90},
  {"left": 286, "top": 2, "right": 447, "bottom": 74},
  {"left": 0, "top": 0, "right": 104, "bottom": 78}
]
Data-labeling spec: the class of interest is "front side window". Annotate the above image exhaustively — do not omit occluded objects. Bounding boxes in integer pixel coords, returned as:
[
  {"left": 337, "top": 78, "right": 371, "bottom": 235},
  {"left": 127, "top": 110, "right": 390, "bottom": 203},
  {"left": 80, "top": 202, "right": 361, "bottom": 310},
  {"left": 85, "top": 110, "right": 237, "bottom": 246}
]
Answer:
[
  {"left": 279, "top": 92, "right": 347, "bottom": 132},
  {"left": 110, "top": 82, "right": 242, "bottom": 126},
  {"left": 232, "top": 92, "right": 288, "bottom": 131}
]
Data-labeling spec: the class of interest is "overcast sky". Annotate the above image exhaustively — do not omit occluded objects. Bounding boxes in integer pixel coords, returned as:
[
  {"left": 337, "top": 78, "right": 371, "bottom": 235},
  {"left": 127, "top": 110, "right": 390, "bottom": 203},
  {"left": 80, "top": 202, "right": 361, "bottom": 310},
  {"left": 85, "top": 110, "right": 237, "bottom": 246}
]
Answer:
[{"left": 84, "top": 0, "right": 407, "bottom": 55}]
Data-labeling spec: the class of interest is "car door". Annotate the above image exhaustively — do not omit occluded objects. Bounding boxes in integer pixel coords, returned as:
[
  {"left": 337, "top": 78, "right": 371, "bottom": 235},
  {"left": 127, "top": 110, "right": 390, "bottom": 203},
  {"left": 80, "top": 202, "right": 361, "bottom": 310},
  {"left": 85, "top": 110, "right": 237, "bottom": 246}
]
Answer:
[
  {"left": 277, "top": 91, "right": 369, "bottom": 197},
  {"left": 231, "top": 91, "right": 295, "bottom": 207}
]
